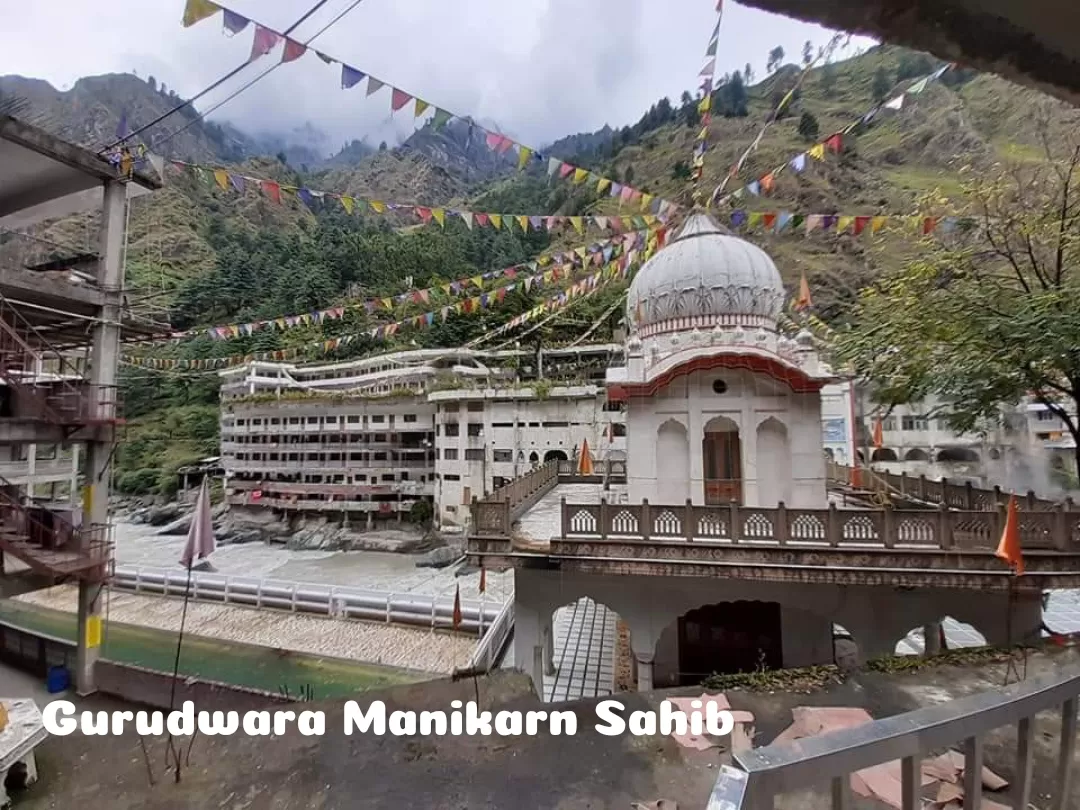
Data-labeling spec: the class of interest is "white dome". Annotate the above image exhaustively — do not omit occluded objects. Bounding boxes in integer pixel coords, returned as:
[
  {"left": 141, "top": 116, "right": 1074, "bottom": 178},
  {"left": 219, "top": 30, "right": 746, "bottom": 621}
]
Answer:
[{"left": 627, "top": 213, "right": 785, "bottom": 333}]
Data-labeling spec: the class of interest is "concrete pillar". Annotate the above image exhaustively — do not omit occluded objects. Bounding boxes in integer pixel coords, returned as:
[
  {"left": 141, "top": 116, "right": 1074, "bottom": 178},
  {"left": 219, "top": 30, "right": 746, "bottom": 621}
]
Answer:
[
  {"left": 543, "top": 621, "right": 556, "bottom": 676},
  {"left": 923, "top": 621, "right": 943, "bottom": 657},
  {"left": 366, "top": 510, "right": 373, "bottom": 531},
  {"left": 635, "top": 652, "right": 655, "bottom": 692},
  {"left": 75, "top": 178, "right": 126, "bottom": 695}
]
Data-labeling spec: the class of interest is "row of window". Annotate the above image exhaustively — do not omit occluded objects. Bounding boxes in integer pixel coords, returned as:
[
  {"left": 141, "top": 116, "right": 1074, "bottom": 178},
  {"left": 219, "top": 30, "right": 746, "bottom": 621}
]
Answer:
[
  {"left": 232, "top": 452, "right": 431, "bottom": 463},
  {"left": 227, "top": 434, "right": 430, "bottom": 446},
  {"left": 233, "top": 414, "right": 421, "bottom": 427}
]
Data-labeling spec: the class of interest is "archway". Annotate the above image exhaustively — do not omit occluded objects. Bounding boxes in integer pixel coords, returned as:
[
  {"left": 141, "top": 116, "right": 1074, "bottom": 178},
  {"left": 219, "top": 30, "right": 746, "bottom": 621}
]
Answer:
[
  {"left": 895, "top": 618, "right": 985, "bottom": 656},
  {"left": 657, "top": 419, "right": 690, "bottom": 504},
  {"left": 543, "top": 450, "right": 568, "bottom": 463},
  {"left": 936, "top": 447, "right": 980, "bottom": 463},
  {"left": 904, "top": 448, "right": 930, "bottom": 461},
  {"left": 756, "top": 417, "right": 791, "bottom": 506},
  {"left": 529, "top": 451, "right": 540, "bottom": 465},
  {"left": 543, "top": 597, "right": 629, "bottom": 702},
  {"left": 871, "top": 448, "right": 898, "bottom": 462},
  {"left": 655, "top": 601, "right": 783, "bottom": 686},
  {"left": 703, "top": 416, "right": 742, "bottom": 505}
]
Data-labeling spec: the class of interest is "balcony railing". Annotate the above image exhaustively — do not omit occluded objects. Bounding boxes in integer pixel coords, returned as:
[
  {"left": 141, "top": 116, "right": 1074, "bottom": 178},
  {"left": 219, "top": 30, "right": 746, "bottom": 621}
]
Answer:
[
  {"left": 727, "top": 664, "right": 1079, "bottom": 810},
  {"left": 828, "top": 461, "right": 1073, "bottom": 511},
  {"left": 0, "top": 486, "right": 111, "bottom": 579},
  {"left": 557, "top": 498, "right": 1080, "bottom": 550}
]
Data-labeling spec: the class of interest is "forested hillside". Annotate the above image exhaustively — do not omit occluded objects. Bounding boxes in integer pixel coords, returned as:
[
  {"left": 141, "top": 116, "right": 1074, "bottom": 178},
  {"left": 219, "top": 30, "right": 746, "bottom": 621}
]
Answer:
[{"left": 6, "top": 42, "right": 1070, "bottom": 495}]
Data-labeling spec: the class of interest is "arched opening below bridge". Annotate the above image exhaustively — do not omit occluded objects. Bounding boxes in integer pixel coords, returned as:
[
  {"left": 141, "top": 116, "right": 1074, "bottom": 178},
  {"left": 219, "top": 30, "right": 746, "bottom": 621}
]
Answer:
[
  {"left": 543, "top": 450, "right": 568, "bottom": 463},
  {"left": 542, "top": 597, "right": 628, "bottom": 703},
  {"left": 936, "top": 447, "right": 980, "bottom": 463},
  {"left": 871, "top": 448, "right": 898, "bottom": 462},
  {"left": 904, "top": 448, "right": 930, "bottom": 461},
  {"left": 894, "top": 618, "right": 986, "bottom": 656}
]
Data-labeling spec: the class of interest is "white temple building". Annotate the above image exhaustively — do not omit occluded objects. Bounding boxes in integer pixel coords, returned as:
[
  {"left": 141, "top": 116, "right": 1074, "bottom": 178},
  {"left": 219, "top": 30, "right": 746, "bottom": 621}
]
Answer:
[{"left": 607, "top": 214, "right": 837, "bottom": 509}]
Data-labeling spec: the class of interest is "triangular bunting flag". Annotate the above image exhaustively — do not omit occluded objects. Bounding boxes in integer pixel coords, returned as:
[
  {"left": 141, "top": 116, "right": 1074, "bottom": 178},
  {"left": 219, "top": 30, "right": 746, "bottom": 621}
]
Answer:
[
  {"left": 250, "top": 26, "right": 280, "bottom": 60},
  {"left": 853, "top": 216, "right": 871, "bottom": 236},
  {"left": 340, "top": 196, "right": 354, "bottom": 215},
  {"left": 573, "top": 167, "right": 589, "bottom": 184},
  {"left": 366, "top": 77, "right": 386, "bottom": 96},
  {"left": 432, "top": 208, "right": 446, "bottom": 227},
  {"left": 884, "top": 95, "right": 904, "bottom": 111},
  {"left": 222, "top": 9, "right": 248, "bottom": 34},
  {"left": 182, "top": 0, "right": 220, "bottom": 27},
  {"left": 517, "top": 145, "right": 533, "bottom": 171},
  {"left": 490, "top": 214, "right": 502, "bottom": 229},
  {"left": 370, "top": 200, "right": 386, "bottom": 213},
  {"left": 459, "top": 211, "right": 474, "bottom": 230},
  {"left": 341, "top": 65, "right": 365, "bottom": 89},
  {"left": 789, "top": 153, "right": 807, "bottom": 173},
  {"left": 907, "top": 77, "right": 929, "bottom": 95},
  {"left": 517, "top": 215, "right": 529, "bottom": 232},
  {"left": 597, "top": 177, "right": 611, "bottom": 195},
  {"left": 808, "top": 143, "right": 826, "bottom": 160},
  {"left": 431, "top": 109, "right": 452, "bottom": 130},
  {"left": 548, "top": 157, "right": 561, "bottom": 177},
  {"left": 794, "top": 273, "right": 813, "bottom": 311},
  {"left": 391, "top": 88, "right": 412, "bottom": 112},
  {"left": 213, "top": 169, "right": 229, "bottom": 190},
  {"left": 281, "top": 38, "right": 306, "bottom": 63},
  {"left": 261, "top": 180, "right": 281, "bottom": 204},
  {"left": 871, "top": 215, "right": 888, "bottom": 234},
  {"left": 414, "top": 98, "right": 430, "bottom": 118},
  {"left": 836, "top": 215, "right": 855, "bottom": 233}
]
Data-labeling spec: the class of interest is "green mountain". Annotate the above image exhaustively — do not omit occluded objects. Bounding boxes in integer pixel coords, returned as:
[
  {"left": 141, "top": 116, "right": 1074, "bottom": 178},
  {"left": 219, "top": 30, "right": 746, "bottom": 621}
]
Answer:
[{"left": 5, "top": 44, "right": 1070, "bottom": 495}]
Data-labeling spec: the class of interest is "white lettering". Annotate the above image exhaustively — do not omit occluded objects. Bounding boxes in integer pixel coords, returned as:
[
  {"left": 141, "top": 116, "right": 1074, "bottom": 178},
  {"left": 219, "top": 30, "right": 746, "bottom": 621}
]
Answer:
[
  {"left": 419, "top": 710, "right": 446, "bottom": 735},
  {"left": 81, "top": 710, "right": 110, "bottom": 736},
  {"left": 548, "top": 710, "right": 576, "bottom": 736},
  {"left": 167, "top": 701, "right": 195, "bottom": 736},
  {"left": 525, "top": 710, "right": 547, "bottom": 736},
  {"left": 273, "top": 710, "right": 296, "bottom": 736},
  {"left": 494, "top": 710, "right": 521, "bottom": 736},
  {"left": 298, "top": 711, "right": 324, "bottom": 736},
  {"left": 659, "top": 701, "right": 688, "bottom": 736},
  {"left": 136, "top": 711, "right": 163, "bottom": 736},
  {"left": 243, "top": 711, "right": 271, "bottom": 736},
  {"left": 450, "top": 700, "right": 463, "bottom": 734},
  {"left": 594, "top": 700, "right": 625, "bottom": 736},
  {"left": 389, "top": 710, "right": 416, "bottom": 736},
  {"left": 466, "top": 703, "right": 492, "bottom": 736},
  {"left": 344, "top": 701, "right": 386, "bottom": 735},
  {"left": 42, "top": 701, "right": 77, "bottom": 736},
  {"left": 110, "top": 710, "right": 134, "bottom": 735},
  {"left": 198, "top": 710, "right": 239, "bottom": 736},
  {"left": 706, "top": 704, "right": 734, "bottom": 736},
  {"left": 629, "top": 709, "right": 655, "bottom": 736}
]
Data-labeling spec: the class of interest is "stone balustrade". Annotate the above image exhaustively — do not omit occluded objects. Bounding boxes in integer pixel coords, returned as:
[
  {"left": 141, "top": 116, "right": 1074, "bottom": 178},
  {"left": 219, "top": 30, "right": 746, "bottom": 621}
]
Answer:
[{"left": 559, "top": 498, "right": 1080, "bottom": 551}]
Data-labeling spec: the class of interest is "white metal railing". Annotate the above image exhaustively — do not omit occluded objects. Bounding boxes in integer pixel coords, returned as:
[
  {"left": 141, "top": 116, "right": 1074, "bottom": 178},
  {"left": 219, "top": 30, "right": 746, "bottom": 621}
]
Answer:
[
  {"left": 110, "top": 566, "right": 501, "bottom": 633},
  {"left": 461, "top": 599, "right": 514, "bottom": 673},
  {"left": 722, "top": 664, "right": 1080, "bottom": 809}
]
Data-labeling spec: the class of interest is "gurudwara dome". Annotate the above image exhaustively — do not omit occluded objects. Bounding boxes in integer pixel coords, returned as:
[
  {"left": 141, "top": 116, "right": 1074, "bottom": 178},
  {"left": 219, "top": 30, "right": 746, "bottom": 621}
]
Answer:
[{"left": 626, "top": 213, "right": 786, "bottom": 335}]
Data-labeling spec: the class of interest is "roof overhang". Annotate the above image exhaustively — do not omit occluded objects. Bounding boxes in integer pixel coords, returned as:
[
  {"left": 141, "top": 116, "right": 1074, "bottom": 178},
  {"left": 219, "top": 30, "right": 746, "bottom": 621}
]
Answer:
[
  {"left": 607, "top": 351, "right": 835, "bottom": 401},
  {"left": 0, "top": 115, "right": 162, "bottom": 226},
  {"left": 740, "top": 0, "right": 1080, "bottom": 108}
]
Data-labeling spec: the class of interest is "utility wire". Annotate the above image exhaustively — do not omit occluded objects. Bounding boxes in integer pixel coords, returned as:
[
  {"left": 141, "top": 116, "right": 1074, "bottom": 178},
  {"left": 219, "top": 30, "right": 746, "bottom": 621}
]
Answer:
[
  {"left": 105, "top": 0, "right": 337, "bottom": 152},
  {"left": 154, "top": 0, "right": 366, "bottom": 154}
]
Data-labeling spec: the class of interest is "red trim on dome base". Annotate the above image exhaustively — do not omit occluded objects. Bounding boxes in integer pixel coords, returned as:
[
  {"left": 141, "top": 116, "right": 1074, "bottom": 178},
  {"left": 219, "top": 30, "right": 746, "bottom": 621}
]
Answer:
[{"left": 607, "top": 353, "right": 826, "bottom": 401}]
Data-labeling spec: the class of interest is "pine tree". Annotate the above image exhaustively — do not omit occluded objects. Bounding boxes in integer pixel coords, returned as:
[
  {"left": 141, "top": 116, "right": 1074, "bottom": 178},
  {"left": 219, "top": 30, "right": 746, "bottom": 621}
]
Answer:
[
  {"left": 798, "top": 112, "right": 820, "bottom": 142},
  {"left": 767, "top": 47, "right": 785, "bottom": 74},
  {"left": 744, "top": 63, "right": 755, "bottom": 85},
  {"left": 802, "top": 41, "right": 814, "bottom": 67},
  {"left": 872, "top": 66, "right": 892, "bottom": 103}
]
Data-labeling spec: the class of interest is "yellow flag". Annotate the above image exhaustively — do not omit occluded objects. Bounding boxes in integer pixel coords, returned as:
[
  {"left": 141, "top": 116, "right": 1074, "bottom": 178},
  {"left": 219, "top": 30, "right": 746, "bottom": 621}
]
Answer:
[
  {"left": 597, "top": 178, "right": 611, "bottom": 195},
  {"left": 414, "top": 98, "right": 430, "bottom": 117},
  {"left": 213, "top": 169, "right": 229, "bottom": 190},
  {"left": 640, "top": 193, "right": 653, "bottom": 212},
  {"left": 490, "top": 214, "right": 502, "bottom": 229},
  {"left": 698, "top": 95, "right": 712, "bottom": 114},
  {"left": 570, "top": 217, "right": 584, "bottom": 235},
  {"left": 340, "top": 196, "right": 354, "bottom": 214},
  {"left": 643, "top": 215, "right": 658, "bottom": 226},
  {"left": 808, "top": 143, "right": 826, "bottom": 160},
  {"left": 182, "top": 0, "right": 219, "bottom": 27},
  {"left": 432, "top": 208, "right": 445, "bottom": 227},
  {"left": 370, "top": 200, "right": 386, "bottom": 213},
  {"left": 747, "top": 212, "right": 763, "bottom": 228},
  {"left": 871, "top": 215, "right": 888, "bottom": 234},
  {"left": 573, "top": 168, "right": 588, "bottom": 184},
  {"left": 517, "top": 146, "right": 533, "bottom": 171},
  {"left": 574, "top": 247, "right": 587, "bottom": 260},
  {"left": 837, "top": 216, "right": 854, "bottom": 233},
  {"left": 86, "top": 615, "right": 102, "bottom": 648},
  {"left": 517, "top": 215, "right": 529, "bottom": 232},
  {"left": 471, "top": 276, "right": 483, "bottom": 289}
]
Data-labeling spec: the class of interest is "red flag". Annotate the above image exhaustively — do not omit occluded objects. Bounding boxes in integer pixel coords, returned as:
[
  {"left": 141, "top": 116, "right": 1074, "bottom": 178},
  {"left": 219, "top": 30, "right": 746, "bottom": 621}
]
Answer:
[
  {"left": 250, "top": 25, "right": 280, "bottom": 61},
  {"left": 996, "top": 496, "right": 1025, "bottom": 575},
  {"left": 391, "top": 88, "right": 412, "bottom": 112},
  {"left": 872, "top": 417, "right": 884, "bottom": 449},
  {"left": 261, "top": 180, "right": 281, "bottom": 204},
  {"left": 452, "top": 583, "right": 463, "bottom": 629},
  {"left": 825, "top": 133, "right": 843, "bottom": 153},
  {"left": 479, "top": 567, "right": 487, "bottom": 594},
  {"left": 922, "top": 216, "right": 938, "bottom": 236},
  {"left": 854, "top": 216, "right": 871, "bottom": 236},
  {"left": 281, "top": 38, "right": 306, "bottom": 63}
]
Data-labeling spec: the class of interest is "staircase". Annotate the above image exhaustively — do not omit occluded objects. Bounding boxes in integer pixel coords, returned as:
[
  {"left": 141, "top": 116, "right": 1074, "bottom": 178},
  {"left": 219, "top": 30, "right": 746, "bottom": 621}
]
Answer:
[{"left": 0, "top": 476, "right": 111, "bottom": 580}]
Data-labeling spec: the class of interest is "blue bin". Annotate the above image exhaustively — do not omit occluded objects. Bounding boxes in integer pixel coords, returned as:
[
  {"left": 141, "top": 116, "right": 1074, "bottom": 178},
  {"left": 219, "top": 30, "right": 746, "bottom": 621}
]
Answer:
[{"left": 46, "top": 666, "right": 70, "bottom": 694}]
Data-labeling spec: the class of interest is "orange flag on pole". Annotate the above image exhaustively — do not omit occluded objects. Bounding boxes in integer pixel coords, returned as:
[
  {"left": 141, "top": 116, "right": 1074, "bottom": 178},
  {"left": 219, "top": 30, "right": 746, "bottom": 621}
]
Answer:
[
  {"left": 794, "top": 273, "right": 812, "bottom": 311},
  {"left": 996, "top": 496, "right": 1025, "bottom": 576},
  {"left": 872, "top": 417, "right": 884, "bottom": 449},
  {"left": 452, "top": 583, "right": 463, "bottom": 629},
  {"left": 577, "top": 438, "right": 594, "bottom": 476}
]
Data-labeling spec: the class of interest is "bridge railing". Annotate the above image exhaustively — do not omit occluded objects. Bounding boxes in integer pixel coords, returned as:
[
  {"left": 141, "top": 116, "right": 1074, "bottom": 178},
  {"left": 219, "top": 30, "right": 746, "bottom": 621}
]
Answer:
[
  {"left": 827, "top": 461, "right": 1074, "bottom": 511},
  {"left": 727, "top": 664, "right": 1079, "bottom": 810},
  {"left": 559, "top": 497, "right": 1080, "bottom": 550}
]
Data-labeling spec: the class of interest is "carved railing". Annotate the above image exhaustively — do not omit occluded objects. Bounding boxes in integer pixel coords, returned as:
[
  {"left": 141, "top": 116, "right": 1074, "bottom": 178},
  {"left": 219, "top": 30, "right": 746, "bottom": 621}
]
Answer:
[
  {"left": 827, "top": 461, "right": 1073, "bottom": 512},
  {"left": 559, "top": 497, "right": 1080, "bottom": 551},
  {"left": 556, "top": 459, "right": 628, "bottom": 481}
]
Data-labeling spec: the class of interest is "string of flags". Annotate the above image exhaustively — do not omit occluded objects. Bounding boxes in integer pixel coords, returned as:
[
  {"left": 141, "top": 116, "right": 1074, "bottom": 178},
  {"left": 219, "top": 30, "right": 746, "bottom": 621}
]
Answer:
[
  {"left": 723, "top": 210, "right": 966, "bottom": 236},
  {"left": 123, "top": 251, "right": 649, "bottom": 370},
  {"left": 180, "top": 0, "right": 681, "bottom": 219},
  {"left": 711, "top": 62, "right": 953, "bottom": 207},
  {"left": 690, "top": 0, "right": 724, "bottom": 200},
  {"left": 168, "top": 160, "right": 668, "bottom": 234},
  {"left": 161, "top": 227, "right": 660, "bottom": 342}
]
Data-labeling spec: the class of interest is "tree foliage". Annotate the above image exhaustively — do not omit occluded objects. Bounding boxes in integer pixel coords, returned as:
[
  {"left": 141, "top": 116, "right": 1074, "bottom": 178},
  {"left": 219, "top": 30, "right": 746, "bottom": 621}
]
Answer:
[
  {"left": 833, "top": 111, "right": 1080, "bottom": 469},
  {"left": 797, "top": 111, "right": 820, "bottom": 142},
  {"left": 767, "top": 47, "right": 785, "bottom": 75},
  {"left": 872, "top": 66, "right": 892, "bottom": 103}
]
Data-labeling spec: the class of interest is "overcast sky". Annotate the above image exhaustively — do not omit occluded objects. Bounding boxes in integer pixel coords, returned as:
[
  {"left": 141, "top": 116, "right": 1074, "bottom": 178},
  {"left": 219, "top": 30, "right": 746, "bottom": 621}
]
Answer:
[{"left": 3, "top": 0, "right": 874, "bottom": 153}]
